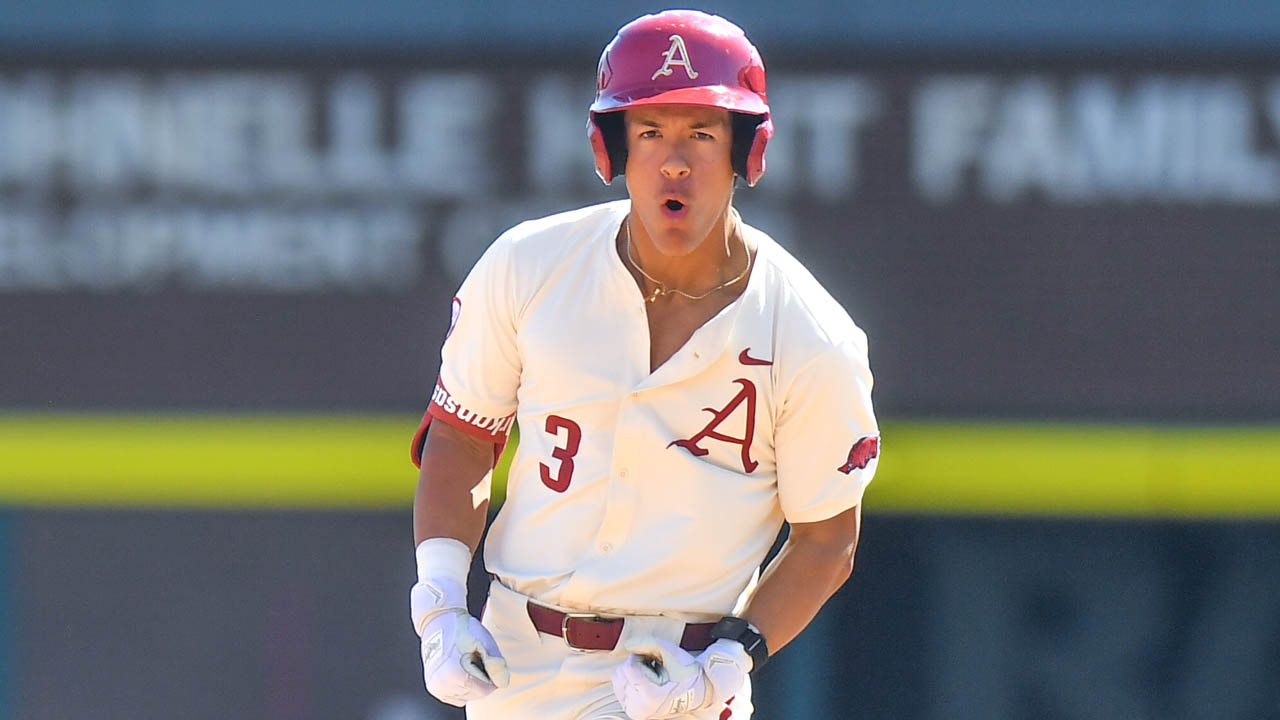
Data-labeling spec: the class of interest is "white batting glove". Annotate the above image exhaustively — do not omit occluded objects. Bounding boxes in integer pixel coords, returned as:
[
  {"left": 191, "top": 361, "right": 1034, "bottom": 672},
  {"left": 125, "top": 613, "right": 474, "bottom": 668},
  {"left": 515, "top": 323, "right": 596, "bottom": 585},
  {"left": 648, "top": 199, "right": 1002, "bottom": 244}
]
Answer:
[
  {"left": 411, "top": 539, "right": 509, "bottom": 707},
  {"left": 611, "top": 636, "right": 750, "bottom": 719}
]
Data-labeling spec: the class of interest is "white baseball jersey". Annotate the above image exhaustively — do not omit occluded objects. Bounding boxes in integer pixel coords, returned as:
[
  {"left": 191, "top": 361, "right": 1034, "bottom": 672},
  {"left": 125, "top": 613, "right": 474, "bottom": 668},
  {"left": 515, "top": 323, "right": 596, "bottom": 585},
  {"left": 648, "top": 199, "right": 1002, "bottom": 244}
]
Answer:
[{"left": 422, "top": 199, "right": 878, "bottom": 621}]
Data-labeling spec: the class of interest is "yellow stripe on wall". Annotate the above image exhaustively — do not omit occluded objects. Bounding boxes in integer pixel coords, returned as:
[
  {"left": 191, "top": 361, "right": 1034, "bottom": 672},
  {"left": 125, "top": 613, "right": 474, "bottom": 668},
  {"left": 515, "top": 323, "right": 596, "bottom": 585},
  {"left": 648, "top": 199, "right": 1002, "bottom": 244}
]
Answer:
[
  {"left": 0, "top": 414, "right": 414, "bottom": 508},
  {"left": 865, "top": 421, "right": 1280, "bottom": 518},
  {"left": 0, "top": 414, "right": 1277, "bottom": 516}
]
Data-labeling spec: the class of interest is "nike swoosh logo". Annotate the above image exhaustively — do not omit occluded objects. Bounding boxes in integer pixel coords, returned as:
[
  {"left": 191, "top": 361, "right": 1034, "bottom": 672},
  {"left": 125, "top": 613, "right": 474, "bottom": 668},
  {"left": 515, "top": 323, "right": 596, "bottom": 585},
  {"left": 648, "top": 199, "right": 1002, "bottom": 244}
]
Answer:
[{"left": 739, "top": 348, "right": 772, "bottom": 366}]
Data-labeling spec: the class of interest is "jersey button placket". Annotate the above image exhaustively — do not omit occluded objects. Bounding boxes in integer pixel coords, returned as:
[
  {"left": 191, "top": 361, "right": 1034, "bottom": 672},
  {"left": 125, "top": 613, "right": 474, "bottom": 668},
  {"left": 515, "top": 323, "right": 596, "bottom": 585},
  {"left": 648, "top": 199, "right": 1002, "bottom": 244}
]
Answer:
[{"left": 596, "top": 396, "right": 639, "bottom": 561}]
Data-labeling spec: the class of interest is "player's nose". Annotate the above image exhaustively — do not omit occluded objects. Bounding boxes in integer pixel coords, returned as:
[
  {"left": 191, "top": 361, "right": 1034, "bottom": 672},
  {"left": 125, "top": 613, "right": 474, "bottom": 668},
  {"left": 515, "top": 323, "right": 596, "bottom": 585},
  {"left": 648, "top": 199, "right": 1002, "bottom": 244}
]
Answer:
[{"left": 659, "top": 148, "right": 691, "bottom": 179}]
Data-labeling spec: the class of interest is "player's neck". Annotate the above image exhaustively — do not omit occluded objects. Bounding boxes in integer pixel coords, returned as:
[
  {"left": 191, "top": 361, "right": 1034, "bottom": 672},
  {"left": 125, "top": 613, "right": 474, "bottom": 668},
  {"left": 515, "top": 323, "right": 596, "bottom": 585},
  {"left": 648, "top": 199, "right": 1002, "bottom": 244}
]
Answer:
[{"left": 623, "top": 209, "right": 752, "bottom": 300}]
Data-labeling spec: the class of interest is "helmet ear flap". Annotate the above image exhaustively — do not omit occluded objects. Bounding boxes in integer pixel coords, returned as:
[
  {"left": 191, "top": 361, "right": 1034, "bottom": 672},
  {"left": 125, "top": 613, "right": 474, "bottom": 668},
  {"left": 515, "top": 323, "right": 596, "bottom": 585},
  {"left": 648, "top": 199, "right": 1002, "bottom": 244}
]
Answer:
[
  {"left": 730, "top": 113, "right": 772, "bottom": 187},
  {"left": 745, "top": 117, "right": 772, "bottom": 187},
  {"left": 587, "top": 117, "right": 612, "bottom": 184},
  {"left": 588, "top": 112, "right": 628, "bottom": 185}
]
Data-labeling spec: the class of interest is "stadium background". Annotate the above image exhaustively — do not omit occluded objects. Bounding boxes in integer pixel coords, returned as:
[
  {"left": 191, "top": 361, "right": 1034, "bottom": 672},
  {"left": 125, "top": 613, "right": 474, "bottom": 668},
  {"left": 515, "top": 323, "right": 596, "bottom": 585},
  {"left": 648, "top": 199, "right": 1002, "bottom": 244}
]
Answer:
[{"left": 2, "top": 1, "right": 1279, "bottom": 717}]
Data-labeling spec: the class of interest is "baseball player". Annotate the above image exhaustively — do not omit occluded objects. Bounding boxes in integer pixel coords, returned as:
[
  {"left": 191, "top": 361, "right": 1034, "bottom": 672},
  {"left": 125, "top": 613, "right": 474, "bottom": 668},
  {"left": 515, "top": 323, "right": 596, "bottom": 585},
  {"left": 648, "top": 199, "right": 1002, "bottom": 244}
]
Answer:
[{"left": 408, "top": 10, "right": 879, "bottom": 719}]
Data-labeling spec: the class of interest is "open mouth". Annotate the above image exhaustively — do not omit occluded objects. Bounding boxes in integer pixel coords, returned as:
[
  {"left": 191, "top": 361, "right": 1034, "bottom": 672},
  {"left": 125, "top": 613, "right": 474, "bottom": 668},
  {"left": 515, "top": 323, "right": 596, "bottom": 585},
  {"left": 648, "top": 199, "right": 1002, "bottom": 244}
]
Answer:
[{"left": 664, "top": 199, "right": 685, "bottom": 212}]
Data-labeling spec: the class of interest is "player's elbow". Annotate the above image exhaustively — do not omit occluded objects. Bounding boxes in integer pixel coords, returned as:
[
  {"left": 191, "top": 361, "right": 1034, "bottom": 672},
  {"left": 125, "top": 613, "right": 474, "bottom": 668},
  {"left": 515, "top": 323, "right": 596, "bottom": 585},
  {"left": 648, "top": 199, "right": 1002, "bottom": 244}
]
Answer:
[
  {"left": 831, "top": 540, "right": 856, "bottom": 588},
  {"left": 802, "top": 535, "right": 857, "bottom": 594},
  {"left": 787, "top": 506, "right": 861, "bottom": 591}
]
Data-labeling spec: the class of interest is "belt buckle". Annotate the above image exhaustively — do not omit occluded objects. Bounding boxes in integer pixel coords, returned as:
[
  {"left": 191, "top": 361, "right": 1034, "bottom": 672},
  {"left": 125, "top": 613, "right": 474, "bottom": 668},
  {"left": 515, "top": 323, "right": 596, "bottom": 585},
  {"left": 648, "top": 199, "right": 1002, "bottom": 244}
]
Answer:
[{"left": 561, "top": 612, "right": 604, "bottom": 652}]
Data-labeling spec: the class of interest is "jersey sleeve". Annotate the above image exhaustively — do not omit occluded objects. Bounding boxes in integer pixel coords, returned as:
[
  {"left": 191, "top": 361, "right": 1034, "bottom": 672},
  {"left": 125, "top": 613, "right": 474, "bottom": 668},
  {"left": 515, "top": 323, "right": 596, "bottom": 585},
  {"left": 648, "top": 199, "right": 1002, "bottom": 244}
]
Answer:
[
  {"left": 412, "top": 233, "right": 522, "bottom": 464},
  {"left": 774, "top": 333, "right": 879, "bottom": 524}
]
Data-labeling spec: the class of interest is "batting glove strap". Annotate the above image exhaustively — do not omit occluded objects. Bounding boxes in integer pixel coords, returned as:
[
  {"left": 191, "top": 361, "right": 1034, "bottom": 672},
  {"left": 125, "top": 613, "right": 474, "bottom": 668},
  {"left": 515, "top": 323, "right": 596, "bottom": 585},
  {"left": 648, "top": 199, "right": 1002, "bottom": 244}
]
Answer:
[
  {"left": 411, "top": 538, "right": 472, "bottom": 636},
  {"left": 708, "top": 616, "right": 769, "bottom": 671},
  {"left": 414, "top": 537, "right": 472, "bottom": 584}
]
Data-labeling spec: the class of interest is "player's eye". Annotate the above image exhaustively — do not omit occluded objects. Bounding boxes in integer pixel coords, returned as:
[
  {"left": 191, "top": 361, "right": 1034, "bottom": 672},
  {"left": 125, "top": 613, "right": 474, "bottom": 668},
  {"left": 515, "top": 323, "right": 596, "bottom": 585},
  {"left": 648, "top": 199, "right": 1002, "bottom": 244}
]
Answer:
[
  {"left": 692, "top": 131, "right": 715, "bottom": 140},
  {"left": 638, "top": 129, "right": 660, "bottom": 139}
]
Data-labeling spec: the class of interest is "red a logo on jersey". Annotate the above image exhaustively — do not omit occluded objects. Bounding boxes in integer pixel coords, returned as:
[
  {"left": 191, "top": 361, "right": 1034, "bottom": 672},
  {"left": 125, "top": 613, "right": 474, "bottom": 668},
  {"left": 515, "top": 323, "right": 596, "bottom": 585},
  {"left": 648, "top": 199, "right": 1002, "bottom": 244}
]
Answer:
[
  {"left": 838, "top": 436, "right": 879, "bottom": 474},
  {"left": 668, "top": 378, "right": 759, "bottom": 473}
]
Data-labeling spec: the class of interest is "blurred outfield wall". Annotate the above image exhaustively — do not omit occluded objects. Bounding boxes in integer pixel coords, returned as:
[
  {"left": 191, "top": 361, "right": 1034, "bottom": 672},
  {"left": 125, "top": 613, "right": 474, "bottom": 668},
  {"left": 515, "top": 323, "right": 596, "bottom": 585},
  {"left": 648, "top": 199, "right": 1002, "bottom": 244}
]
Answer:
[
  {"left": 2, "top": 2, "right": 1279, "bottom": 719},
  {"left": 3, "top": 61, "right": 1278, "bottom": 418}
]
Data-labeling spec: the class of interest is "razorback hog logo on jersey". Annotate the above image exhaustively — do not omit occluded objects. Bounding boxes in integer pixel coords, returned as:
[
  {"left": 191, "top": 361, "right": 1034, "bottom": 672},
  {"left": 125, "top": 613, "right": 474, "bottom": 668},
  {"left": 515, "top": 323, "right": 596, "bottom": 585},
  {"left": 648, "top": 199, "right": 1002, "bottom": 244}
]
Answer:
[
  {"left": 838, "top": 436, "right": 879, "bottom": 474},
  {"left": 669, "top": 378, "right": 758, "bottom": 473},
  {"left": 652, "top": 34, "right": 699, "bottom": 81}
]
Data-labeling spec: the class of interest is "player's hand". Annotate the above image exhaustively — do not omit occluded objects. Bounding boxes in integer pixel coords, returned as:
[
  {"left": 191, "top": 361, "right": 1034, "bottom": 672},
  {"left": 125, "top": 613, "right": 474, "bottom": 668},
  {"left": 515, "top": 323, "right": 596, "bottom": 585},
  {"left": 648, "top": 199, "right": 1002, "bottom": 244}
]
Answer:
[
  {"left": 610, "top": 636, "right": 750, "bottom": 719},
  {"left": 412, "top": 577, "right": 510, "bottom": 707}
]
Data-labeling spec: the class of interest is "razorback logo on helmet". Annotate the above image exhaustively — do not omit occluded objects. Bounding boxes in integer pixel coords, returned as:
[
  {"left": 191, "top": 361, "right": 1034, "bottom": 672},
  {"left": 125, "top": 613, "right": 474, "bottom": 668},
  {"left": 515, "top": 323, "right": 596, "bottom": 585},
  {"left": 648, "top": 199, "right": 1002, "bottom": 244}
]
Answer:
[
  {"left": 652, "top": 34, "right": 698, "bottom": 81},
  {"left": 597, "top": 55, "right": 612, "bottom": 92},
  {"left": 838, "top": 435, "right": 879, "bottom": 474}
]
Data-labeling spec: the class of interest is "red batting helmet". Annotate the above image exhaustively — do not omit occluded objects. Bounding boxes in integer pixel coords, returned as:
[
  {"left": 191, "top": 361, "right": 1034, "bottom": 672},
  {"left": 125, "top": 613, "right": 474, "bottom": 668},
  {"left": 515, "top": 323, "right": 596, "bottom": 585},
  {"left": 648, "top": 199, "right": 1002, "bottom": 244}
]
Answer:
[{"left": 587, "top": 10, "right": 773, "bottom": 186}]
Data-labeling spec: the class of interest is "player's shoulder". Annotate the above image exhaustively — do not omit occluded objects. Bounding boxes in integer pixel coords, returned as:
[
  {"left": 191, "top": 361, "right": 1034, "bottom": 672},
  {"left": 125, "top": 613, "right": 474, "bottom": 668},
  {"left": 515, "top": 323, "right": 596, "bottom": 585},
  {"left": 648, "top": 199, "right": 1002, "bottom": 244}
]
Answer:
[
  {"left": 749, "top": 225, "right": 868, "bottom": 352},
  {"left": 494, "top": 199, "right": 627, "bottom": 260},
  {"left": 468, "top": 200, "right": 625, "bottom": 313}
]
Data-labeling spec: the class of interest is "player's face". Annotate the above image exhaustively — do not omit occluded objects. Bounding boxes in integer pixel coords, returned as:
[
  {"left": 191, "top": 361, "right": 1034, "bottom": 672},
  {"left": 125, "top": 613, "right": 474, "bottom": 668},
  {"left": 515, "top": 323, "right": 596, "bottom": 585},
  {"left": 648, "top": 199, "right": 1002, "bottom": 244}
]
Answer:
[{"left": 623, "top": 105, "right": 735, "bottom": 258}]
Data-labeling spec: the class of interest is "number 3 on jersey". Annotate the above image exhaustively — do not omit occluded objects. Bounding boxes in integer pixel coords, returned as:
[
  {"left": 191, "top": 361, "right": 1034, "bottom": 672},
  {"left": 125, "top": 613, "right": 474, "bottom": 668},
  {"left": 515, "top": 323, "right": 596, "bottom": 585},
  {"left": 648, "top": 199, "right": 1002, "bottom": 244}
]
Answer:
[{"left": 540, "top": 415, "right": 581, "bottom": 492}]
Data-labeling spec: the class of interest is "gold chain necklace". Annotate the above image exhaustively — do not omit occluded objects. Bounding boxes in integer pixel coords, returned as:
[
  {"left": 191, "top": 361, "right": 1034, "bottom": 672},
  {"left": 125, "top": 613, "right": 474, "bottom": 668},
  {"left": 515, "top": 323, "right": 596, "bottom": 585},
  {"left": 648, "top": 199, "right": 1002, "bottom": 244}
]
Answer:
[{"left": 625, "top": 216, "right": 752, "bottom": 303}]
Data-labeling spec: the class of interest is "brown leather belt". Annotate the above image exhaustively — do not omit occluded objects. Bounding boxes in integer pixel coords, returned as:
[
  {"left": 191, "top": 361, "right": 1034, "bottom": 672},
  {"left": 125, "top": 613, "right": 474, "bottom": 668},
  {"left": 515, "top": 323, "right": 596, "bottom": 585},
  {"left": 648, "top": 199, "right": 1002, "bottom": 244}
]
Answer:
[{"left": 526, "top": 601, "right": 715, "bottom": 652}]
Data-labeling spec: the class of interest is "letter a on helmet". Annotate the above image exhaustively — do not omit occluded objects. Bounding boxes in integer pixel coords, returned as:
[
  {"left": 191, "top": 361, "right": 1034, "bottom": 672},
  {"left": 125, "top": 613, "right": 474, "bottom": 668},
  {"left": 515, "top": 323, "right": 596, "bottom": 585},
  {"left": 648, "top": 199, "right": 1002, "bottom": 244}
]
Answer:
[
  {"left": 586, "top": 10, "right": 773, "bottom": 186},
  {"left": 652, "top": 34, "right": 699, "bottom": 81}
]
